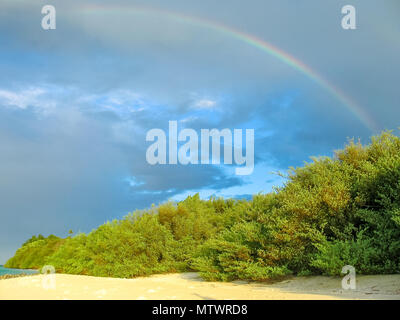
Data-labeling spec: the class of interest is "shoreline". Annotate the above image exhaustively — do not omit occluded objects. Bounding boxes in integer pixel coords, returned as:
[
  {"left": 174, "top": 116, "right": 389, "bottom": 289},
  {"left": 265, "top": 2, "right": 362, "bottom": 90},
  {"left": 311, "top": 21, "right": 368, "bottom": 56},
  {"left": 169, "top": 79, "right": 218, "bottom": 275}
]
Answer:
[
  {"left": 1, "top": 272, "right": 399, "bottom": 300},
  {"left": 0, "top": 273, "right": 39, "bottom": 280},
  {"left": 0, "top": 265, "right": 39, "bottom": 279}
]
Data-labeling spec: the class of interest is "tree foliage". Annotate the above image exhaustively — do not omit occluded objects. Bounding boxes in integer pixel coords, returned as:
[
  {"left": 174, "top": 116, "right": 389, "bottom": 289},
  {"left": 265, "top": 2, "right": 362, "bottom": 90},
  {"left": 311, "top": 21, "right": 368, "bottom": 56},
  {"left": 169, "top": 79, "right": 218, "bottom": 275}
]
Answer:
[{"left": 6, "top": 132, "right": 400, "bottom": 280}]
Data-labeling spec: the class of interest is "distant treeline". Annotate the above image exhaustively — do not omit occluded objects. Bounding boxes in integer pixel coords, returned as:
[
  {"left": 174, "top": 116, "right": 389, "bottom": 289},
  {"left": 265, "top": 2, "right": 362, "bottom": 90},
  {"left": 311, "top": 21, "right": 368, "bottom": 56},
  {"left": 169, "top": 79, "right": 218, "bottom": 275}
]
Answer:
[{"left": 6, "top": 132, "right": 400, "bottom": 281}]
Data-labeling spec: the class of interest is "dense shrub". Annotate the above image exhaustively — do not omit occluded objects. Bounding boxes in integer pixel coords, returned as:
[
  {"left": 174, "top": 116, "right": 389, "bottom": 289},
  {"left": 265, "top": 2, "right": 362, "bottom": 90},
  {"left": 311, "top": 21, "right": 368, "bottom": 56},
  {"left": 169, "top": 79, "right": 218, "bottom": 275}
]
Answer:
[
  {"left": 6, "top": 131, "right": 400, "bottom": 280},
  {"left": 192, "top": 132, "right": 400, "bottom": 280},
  {"left": 4, "top": 235, "right": 64, "bottom": 269}
]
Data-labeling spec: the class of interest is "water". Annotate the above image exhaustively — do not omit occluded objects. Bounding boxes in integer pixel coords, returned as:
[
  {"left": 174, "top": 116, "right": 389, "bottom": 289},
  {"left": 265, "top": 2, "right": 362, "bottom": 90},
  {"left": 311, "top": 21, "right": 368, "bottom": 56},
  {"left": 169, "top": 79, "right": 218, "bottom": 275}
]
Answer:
[{"left": 0, "top": 265, "right": 38, "bottom": 276}]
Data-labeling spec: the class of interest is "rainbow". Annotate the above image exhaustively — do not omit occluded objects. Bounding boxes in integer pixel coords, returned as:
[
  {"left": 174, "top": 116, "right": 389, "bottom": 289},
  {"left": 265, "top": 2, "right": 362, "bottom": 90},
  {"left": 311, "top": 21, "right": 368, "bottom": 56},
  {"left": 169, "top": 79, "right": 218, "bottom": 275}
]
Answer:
[{"left": 79, "top": 4, "right": 378, "bottom": 132}]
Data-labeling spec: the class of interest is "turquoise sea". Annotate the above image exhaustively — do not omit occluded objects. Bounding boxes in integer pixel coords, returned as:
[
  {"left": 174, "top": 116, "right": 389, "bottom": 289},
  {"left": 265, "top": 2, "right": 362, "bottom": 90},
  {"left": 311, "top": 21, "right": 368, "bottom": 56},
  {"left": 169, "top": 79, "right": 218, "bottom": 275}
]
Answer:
[{"left": 0, "top": 265, "right": 38, "bottom": 276}]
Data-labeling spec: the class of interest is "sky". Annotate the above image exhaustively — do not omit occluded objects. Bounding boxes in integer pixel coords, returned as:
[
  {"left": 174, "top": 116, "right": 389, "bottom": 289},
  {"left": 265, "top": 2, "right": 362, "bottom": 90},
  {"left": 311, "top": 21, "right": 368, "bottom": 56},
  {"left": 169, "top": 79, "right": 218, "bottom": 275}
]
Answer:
[{"left": 0, "top": 0, "right": 399, "bottom": 263}]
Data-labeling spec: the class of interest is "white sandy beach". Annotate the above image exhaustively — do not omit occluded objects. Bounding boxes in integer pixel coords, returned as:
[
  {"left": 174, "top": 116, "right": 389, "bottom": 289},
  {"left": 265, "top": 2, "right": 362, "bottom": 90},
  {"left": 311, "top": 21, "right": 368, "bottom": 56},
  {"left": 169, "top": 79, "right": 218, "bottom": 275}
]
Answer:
[{"left": 1, "top": 272, "right": 400, "bottom": 300}]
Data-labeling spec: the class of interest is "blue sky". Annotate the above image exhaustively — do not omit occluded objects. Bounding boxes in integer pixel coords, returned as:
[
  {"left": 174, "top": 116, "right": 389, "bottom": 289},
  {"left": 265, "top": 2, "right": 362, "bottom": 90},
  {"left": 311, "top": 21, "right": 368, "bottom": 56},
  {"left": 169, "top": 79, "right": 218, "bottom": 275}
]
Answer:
[{"left": 0, "top": 0, "right": 399, "bottom": 263}]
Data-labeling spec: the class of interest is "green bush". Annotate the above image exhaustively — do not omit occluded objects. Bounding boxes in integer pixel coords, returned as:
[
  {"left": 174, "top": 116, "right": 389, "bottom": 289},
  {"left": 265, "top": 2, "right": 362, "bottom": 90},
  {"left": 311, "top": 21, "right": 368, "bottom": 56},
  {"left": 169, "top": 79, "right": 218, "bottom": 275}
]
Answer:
[
  {"left": 5, "top": 235, "right": 64, "bottom": 269},
  {"left": 6, "top": 131, "right": 400, "bottom": 280}
]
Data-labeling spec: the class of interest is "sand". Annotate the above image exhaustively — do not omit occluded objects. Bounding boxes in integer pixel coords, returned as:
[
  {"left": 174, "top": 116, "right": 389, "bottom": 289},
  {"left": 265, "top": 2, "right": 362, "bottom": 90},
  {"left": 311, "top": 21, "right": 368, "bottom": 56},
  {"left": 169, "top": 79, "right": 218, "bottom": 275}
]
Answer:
[{"left": 1, "top": 272, "right": 399, "bottom": 300}]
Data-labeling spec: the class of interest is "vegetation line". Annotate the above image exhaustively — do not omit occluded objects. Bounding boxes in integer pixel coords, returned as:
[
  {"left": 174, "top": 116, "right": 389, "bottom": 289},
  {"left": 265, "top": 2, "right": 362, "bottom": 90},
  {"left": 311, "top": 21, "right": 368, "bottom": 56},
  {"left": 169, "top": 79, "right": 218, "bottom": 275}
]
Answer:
[{"left": 6, "top": 132, "right": 400, "bottom": 281}]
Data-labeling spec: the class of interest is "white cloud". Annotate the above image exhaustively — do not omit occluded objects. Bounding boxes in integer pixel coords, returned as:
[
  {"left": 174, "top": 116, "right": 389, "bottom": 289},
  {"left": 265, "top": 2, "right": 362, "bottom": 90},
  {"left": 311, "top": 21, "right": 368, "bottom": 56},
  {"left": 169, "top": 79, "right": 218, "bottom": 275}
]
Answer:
[
  {"left": 0, "top": 88, "right": 44, "bottom": 109},
  {"left": 0, "top": 87, "right": 57, "bottom": 114},
  {"left": 193, "top": 99, "right": 217, "bottom": 109},
  {"left": 0, "top": 86, "right": 149, "bottom": 119},
  {"left": 179, "top": 116, "right": 198, "bottom": 124},
  {"left": 79, "top": 89, "right": 148, "bottom": 117}
]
